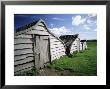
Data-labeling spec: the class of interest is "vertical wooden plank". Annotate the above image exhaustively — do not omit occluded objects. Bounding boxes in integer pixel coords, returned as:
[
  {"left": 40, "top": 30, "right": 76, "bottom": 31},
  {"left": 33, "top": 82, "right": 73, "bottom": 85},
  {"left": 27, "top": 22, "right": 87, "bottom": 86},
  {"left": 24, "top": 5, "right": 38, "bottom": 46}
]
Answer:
[
  {"left": 45, "top": 37, "right": 50, "bottom": 65},
  {"left": 39, "top": 36, "right": 44, "bottom": 68},
  {"left": 34, "top": 35, "right": 40, "bottom": 69},
  {"left": 39, "top": 36, "right": 50, "bottom": 68},
  {"left": 77, "top": 38, "right": 80, "bottom": 52}
]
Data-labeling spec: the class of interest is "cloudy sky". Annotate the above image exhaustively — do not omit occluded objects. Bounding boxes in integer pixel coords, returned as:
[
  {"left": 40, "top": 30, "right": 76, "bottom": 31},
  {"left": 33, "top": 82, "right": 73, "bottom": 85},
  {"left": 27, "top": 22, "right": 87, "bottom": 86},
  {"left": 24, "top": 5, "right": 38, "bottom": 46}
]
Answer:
[{"left": 14, "top": 14, "right": 97, "bottom": 40}]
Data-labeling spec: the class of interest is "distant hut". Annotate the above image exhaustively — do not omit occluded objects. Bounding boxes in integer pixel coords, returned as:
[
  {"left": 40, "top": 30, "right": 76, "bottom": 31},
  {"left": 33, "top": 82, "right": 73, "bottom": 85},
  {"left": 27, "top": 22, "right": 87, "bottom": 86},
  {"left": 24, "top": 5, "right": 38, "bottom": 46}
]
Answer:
[
  {"left": 80, "top": 40, "right": 87, "bottom": 50},
  {"left": 14, "top": 19, "right": 65, "bottom": 74},
  {"left": 59, "top": 34, "right": 80, "bottom": 56}
]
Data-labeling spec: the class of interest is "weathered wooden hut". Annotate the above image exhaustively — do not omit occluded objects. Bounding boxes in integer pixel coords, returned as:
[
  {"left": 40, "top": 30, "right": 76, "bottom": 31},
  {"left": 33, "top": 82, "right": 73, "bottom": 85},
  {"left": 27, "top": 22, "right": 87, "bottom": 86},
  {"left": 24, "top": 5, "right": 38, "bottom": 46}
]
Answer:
[
  {"left": 80, "top": 40, "right": 87, "bottom": 50},
  {"left": 59, "top": 34, "right": 80, "bottom": 56},
  {"left": 14, "top": 19, "right": 65, "bottom": 74}
]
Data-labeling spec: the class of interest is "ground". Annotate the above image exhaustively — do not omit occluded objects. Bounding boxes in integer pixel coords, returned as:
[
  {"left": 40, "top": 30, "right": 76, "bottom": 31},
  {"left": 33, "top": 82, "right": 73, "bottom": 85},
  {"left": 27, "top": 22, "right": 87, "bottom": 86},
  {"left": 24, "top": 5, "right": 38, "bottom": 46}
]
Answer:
[{"left": 37, "top": 68, "right": 74, "bottom": 76}]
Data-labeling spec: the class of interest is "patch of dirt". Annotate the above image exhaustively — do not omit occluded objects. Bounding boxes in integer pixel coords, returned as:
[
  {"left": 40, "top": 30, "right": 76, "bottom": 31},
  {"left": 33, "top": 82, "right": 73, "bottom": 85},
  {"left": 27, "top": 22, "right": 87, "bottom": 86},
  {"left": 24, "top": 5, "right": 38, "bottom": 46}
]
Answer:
[{"left": 37, "top": 68, "right": 74, "bottom": 76}]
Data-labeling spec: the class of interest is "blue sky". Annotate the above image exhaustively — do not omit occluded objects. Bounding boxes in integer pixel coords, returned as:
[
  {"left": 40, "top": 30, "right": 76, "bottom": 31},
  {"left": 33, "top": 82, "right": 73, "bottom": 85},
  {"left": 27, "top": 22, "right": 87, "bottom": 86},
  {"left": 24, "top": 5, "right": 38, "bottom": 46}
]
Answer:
[{"left": 14, "top": 14, "right": 97, "bottom": 40}]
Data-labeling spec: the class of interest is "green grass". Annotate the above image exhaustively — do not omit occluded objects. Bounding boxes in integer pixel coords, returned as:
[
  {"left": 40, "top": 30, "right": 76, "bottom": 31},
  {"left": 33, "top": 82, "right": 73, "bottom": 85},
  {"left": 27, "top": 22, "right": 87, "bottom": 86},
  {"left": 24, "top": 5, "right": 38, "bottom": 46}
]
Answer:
[{"left": 48, "top": 42, "right": 97, "bottom": 76}]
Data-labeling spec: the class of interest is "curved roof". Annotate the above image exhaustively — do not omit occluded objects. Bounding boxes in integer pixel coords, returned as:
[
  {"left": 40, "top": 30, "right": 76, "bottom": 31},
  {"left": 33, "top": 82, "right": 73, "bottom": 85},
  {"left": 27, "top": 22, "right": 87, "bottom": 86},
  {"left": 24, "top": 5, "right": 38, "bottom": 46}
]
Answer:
[
  {"left": 80, "top": 40, "right": 87, "bottom": 42},
  {"left": 59, "top": 34, "right": 79, "bottom": 55},
  {"left": 59, "top": 34, "right": 79, "bottom": 47}
]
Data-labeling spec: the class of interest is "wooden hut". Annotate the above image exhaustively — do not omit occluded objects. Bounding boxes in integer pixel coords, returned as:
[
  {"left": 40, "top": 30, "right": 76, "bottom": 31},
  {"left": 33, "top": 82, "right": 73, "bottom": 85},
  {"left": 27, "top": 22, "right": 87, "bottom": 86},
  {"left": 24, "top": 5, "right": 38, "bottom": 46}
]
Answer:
[
  {"left": 80, "top": 40, "right": 87, "bottom": 50},
  {"left": 59, "top": 34, "right": 80, "bottom": 56},
  {"left": 14, "top": 19, "right": 65, "bottom": 74}
]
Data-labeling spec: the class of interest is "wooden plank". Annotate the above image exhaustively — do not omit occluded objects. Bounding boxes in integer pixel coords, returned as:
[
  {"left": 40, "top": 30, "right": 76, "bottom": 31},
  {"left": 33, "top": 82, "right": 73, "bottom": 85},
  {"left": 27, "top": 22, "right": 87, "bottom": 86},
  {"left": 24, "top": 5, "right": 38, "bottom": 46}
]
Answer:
[
  {"left": 14, "top": 44, "right": 33, "bottom": 50},
  {"left": 51, "top": 53, "right": 65, "bottom": 61},
  {"left": 51, "top": 54, "right": 64, "bottom": 58},
  {"left": 34, "top": 36, "right": 40, "bottom": 69},
  {"left": 51, "top": 50, "right": 65, "bottom": 56},
  {"left": 77, "top": 39, "right": 80, "bottom": 52},
  {"left": 51, "top": 50, "right": 65, "bottom": 53},
  {"left": 14, "top": 53, "right": 34, "bottom": 61},
  {"left": 14, "top": 57, "right": 34, "bottom": 66},
  {"left": 33, "top": 25, "right": 47, "bottom": 31},
  {"left": 50, "top": 45, "right": 64, "bottom": 49},
  {"left": 14, "top": 62, "right": 34, "bottom": 72},
  {"left": 72, "top": 42, "right": 77, "bottom": 44},
  {"left": 43, "top": 36, "right": 49, "bottom": 64},
  {"left": 26, "top": 30, "right": 49, "bottom": 35},
  {"left": 71, "top": 44, "right": 77, "bottom": 48},
  {"left": 50, "top": 41, "right": 62, "bottom": 46},
  {"left": 49, "top": 36, "right": 55, "bottom": 39},
  {"left": 39, "top": 36, "right": 45, "bottom": 68},
  {"left": 38, "top": 22, "right": 45, "bottom": 27},
  {"left": 51, "top": 49, "right": 65, "bottom": 54},
  {"left": 51, "top": 52, "right": 60, "bottom": 56},
  {"left": 50, "top": 38, "right": 59, "bottom": 43},
  {"left": 14, "top": 38, "right": 33, "bottom": 44},
  {"left": 51, "top": 43, "right": 64, "bottom": 47},
  {"left": 14, "top": 34, "right": 32, "bottom": 39},
  {"left": 14, "top": 48, "right": 33, "bottom": 56}
]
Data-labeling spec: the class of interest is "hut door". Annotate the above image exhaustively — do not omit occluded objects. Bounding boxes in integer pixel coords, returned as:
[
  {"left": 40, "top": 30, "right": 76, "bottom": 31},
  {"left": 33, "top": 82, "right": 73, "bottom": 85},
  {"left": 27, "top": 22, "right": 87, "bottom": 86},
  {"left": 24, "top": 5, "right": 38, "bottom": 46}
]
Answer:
[
  {"left": 34, "top": 35, "right": 50, "bottom": 69},
  {"left": 39, "top": 36, "right": 50, "bottom": 68}
]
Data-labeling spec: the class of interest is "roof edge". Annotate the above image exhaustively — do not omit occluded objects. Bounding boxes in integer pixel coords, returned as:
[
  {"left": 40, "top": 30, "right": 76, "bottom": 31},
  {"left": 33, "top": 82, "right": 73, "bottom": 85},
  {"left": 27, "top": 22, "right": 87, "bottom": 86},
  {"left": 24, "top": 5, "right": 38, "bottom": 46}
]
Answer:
[{"left": 15, "top": 19, "right": 42, "bottom": 36}]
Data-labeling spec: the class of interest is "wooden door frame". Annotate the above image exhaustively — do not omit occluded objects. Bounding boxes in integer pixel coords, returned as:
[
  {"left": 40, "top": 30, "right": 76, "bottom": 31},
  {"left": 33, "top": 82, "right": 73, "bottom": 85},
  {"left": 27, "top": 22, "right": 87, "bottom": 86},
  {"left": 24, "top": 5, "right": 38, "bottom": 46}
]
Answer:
[{"left": 33, "top": 34, "right": 51, "bottom": 69}]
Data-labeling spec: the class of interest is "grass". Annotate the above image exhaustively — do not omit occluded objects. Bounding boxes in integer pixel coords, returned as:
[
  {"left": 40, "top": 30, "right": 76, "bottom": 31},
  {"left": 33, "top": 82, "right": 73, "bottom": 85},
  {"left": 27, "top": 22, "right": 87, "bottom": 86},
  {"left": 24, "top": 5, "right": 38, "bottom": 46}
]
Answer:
[{"left": 48, "top": 42, "right": 97, "bottom": 76}]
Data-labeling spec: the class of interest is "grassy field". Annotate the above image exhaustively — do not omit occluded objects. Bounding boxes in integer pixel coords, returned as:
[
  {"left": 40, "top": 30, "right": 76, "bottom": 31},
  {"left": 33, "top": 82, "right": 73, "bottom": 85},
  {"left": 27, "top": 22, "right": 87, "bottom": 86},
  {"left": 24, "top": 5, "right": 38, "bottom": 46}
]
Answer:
[{"left": 47, "top": 42, "right": 97, "bottom": 76}]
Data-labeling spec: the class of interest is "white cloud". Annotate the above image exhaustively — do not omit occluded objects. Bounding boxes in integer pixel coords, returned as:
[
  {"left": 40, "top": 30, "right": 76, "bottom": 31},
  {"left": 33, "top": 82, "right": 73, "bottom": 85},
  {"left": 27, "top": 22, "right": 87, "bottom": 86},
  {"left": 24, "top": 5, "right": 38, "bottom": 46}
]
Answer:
[
  {"left": 79, "top": 32, "right": 97, "bottom": 40},
  {"left": 94, "top": 29, "right": 97, "bottom": 31},
  {"left": 72, "top": 15, "right": 81, "bottom": 26},
  {"left": 72, "top": 14, "right": 97, "bottom": 32},
  {"left": 49, "top": 26, "right": 74, "bottom": 36},
  {"left": 87, "top": 19, "right": 93, "bottom": 24},
  {"left": 52, "top": 18, "right": 64, "bottom": 21},
  {"left": 88, "top": 13, "right": 97, "bottom": 17},
  {"left": 72, "top": 14, "right": 97, "bottom": 26},
  {"left": 87, "top": 19, "right": 97, "bottom": 25},
  {"left": 83, "top": 25, "right": 91, "bottom": 30},
  {"left": 72, "top": 15, "right": 87, "bottom": 26}
]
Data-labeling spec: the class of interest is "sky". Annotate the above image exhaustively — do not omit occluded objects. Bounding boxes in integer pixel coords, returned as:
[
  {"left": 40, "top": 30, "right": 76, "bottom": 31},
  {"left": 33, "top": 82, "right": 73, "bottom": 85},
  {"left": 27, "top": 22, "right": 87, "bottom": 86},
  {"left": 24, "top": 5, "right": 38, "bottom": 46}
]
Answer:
[{"left": 14, "top": 14, "right": 97, "bottom": 40}]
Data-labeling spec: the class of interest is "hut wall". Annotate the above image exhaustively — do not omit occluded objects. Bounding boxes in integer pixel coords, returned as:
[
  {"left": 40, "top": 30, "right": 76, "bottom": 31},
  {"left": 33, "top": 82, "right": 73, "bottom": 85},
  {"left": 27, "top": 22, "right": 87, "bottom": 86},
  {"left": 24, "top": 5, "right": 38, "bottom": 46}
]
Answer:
[
  {"left": 85, "top": 42, "right": 87, "bottom": 49},
  {"left": 14, "top": 34, "right": 34, "bottom": 75},
  {"left": 70, "top": 38, "right": 80, "bottom": 53},
  {"left": 14, "top": 21, "right": 66, "bottom": 74},
  {"left": 83, "top": 42, "right": 87, "bottom": 50},
  {"left": 80, "top": 42, "right": 87, "bottom": 51},
  {"left": 76, "top": 38, "right": 80, "bottom": 52},
  {"left": 80, "top": 42, "right": 83, "bottom": 50},
  {"left": 49, "top": 36, "right": 65, "bottom": 61},
  {"left": 14, "top": 22, "right": 49, "bottom": 74}
]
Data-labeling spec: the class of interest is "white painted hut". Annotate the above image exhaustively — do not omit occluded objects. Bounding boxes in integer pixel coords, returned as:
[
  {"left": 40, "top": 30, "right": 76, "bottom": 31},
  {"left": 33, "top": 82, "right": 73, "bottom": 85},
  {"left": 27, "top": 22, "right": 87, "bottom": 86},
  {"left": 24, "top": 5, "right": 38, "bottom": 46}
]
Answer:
[
  {"left": 80, "top": 40, "right": 87, "bottom": 51},
  {"left": 59, "top": 34, "right": 80, "bottom": 56},
  {"left": 14, "top": 19, "right": 65, "bottom": 74}
]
